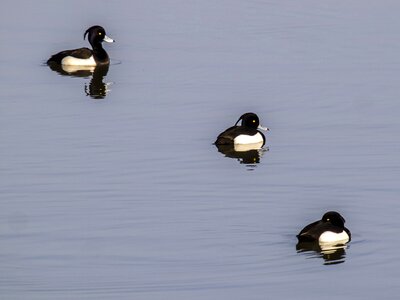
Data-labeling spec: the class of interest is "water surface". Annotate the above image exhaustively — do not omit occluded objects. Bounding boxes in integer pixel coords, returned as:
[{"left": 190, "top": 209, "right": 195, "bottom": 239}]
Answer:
[{"left": 1, "top": 1, "right": 400, "bottom": 299}]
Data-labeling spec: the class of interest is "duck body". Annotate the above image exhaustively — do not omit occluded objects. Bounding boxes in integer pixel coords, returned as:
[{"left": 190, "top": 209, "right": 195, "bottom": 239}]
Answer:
[
  {"left": 215, "top": 112, "right": 268, "bottom": 145},
  {"left": 297, "top": 211, "right": 351, "bottom": 244},
  {"left": 47, "top": 26, "right": 114, "bottom": 66},
  {"left": 47, "top": 48, "right": 96, "bottom": 66}
]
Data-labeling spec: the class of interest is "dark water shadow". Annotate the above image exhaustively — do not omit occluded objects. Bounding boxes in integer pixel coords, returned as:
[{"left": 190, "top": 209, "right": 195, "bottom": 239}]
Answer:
[
  {"left": 296, "top": 241, "right": 348, "bottom": 265},
  {"left": 215, "top": 143, "right": 268, "bottom": 170},
  {"left": 47, "top": 63, "right": 111, "bottom": 99}
]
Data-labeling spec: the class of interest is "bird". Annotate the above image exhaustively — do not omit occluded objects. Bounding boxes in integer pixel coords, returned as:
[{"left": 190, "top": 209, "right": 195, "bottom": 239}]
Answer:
[
  {"left": 47, "top": 25, "right": 114, "bottom": 66},
  {"left": 297, "top": 211, "right": 351, "bottom": 244},
  {"left": 214, "top": 112, "right": 269, "bottom": 145}
]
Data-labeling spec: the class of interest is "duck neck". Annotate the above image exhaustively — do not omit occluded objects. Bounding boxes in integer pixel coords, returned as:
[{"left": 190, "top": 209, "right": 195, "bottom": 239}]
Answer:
[{"left": 91, "top": 43, "right": 109, "bottom": 64}]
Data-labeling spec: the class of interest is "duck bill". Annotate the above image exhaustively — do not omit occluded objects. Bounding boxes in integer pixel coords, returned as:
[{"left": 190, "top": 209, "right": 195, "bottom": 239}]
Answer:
[
  {"left": 257, "top": 125, "right": 270, "bottom": 131},
  {"left": 103, "top": 35, "right": 115, "bottom": 43}
]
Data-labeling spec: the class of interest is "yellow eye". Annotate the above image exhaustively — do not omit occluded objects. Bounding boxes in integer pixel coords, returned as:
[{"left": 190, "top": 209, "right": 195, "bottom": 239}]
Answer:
[
  {"left": 99, "top": 32, "right": 102, "bottom": 35},
  {"left": 327, "top": 218, "right": 330, "bottom": 221},
  {"left": 252, "top": 120, "right": 256, "bottom": 123}
]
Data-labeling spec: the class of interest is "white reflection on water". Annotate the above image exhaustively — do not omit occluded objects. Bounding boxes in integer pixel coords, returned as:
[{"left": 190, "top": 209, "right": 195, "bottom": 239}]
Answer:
[
  {"left": 47, "top": 63, "right": 111, "bottom": 99},
  {"left": 215, "top": 143, "right": 269, "bottom": 170},
  {"left": 296, "top": 242, "right": 348, "bottom": 265}
]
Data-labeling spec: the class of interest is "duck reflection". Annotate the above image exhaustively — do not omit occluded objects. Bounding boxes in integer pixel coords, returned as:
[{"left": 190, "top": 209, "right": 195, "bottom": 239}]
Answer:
[
  {"left": 296, "top": 241, "right": 348, "bottom": 265},
  {"left": 215, "top": 142, "right": 268, "bottom": 166},
  {"left": 47, "top": 63, "right": 111, "bottom": 99}
]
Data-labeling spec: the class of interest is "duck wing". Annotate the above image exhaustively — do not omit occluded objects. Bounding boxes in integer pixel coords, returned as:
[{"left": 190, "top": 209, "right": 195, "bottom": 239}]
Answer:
[
  {"left": 214, "top": 126, "right": 240, "bottom": 145},
  {"left": 297, "top": 220, "right": 323, "bottom": 242}
]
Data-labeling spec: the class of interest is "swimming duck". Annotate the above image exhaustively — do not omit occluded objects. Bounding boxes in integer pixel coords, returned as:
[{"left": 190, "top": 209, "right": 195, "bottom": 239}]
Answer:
[
  {"left": 214, "top": 112, "right": 269, "bottom": 145},
  {"left": 297, "top": 211, "right": 351, "bottom": 244},
  {"left": 47, "top": 25, "right": 114, "bottom": 66}
]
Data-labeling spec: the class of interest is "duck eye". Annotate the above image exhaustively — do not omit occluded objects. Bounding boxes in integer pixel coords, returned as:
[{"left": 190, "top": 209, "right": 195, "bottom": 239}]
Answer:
[
  {"left": 252, "top": 120, "right": 256, "bottom": 123},
  {"left": 98, "top": 32, "right": 102, "bottom": 35},
  {"left": 326, "top": 218, "right": 330, "bottom": 221}
]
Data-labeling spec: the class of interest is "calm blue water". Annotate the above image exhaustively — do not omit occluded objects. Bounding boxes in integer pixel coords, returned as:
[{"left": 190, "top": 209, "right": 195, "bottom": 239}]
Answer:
[{"left": 1, "top": 0, "right": 400, "bottom": 299}]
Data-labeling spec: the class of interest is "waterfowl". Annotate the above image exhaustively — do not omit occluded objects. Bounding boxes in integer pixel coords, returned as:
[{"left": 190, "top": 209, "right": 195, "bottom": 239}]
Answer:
[
  {"left": 297, "top": 211, "right": 351, "bottom": 244},
  {"left": 47, "top": 25, "right": 114, "bottom": 66},
  {"left": 214, "top": 112, "right": 269, "bottom": 145}
]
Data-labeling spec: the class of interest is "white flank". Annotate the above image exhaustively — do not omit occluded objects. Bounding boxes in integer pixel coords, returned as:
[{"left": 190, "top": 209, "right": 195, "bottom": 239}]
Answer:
[
  {"left": 319, "top": 231, "right": 349, "bottom": 244},
  {"left": 233, "top": 132, "right": 263, "bottom": 145},
  {"left": 61, "top": 55, "right": 96, "bottom": 66},
  {"left": 234, "top": 141, "right": 263, "bottom": 152},
  {"left": 61, "top": 65, "right": 95, "bottom": 73}
]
